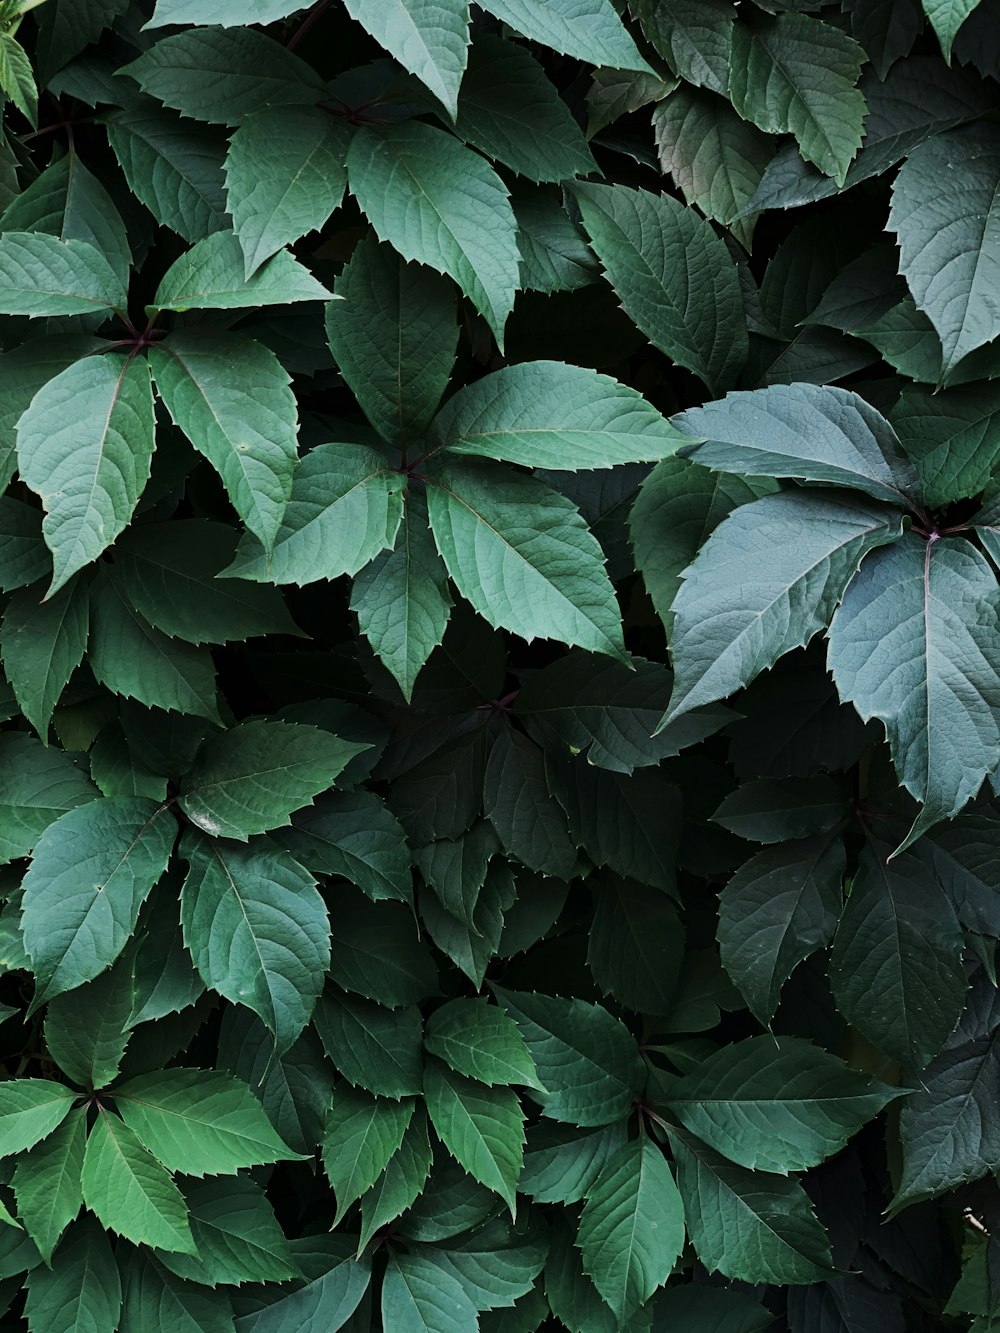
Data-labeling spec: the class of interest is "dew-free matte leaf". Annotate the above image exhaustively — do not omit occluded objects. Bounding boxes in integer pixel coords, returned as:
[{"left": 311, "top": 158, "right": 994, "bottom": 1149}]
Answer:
[
  {"left": 2, "top": 575, "right": 90, "bottom": 737},
  {"left": 121, "top": 1254, "right": 236, "bottom": 1333},
  {"left": 492, "top": 987, "right": 643, "bottom": 1125},
  {"left": 0, "top": 335, "right": 96, "bottom": 494},
  {"left": 425, "top": 999, "right": 541, "bottom": 1089},
  {"left": 415, "top": 822, "right": 498, "bottom": 927},
  {"left": 712, "top": 776, "right": 848, "bottom": 843},
  {"left": 482, "top": 727, "right": 579, "bottom": 879},
  {"left": 81, "top": 1112, "right": 195, "bottom": 1254},
  {"left": 670, "top": 1127, "right": 835, "bottom": 1285},
  {"left": 180, "top": 831, "right": 329, "bottom": 1049},
  {"left": 575, "top": 182, "right": 746, "bottom": 393},
  {"left": 179, "top": 719, "right": 363, "bottom": 840},
  {"left": 162, "top": 1176, "right": 299, "bottom": 1287},
  {"left": 891, "top": 382, "right": 1000, "bottom": 508},
  {"left": 424, "top": 1061, "right": 524, "bottom": 1213},
  {"left": 358, "top": 1114, "right": 433, "bottom": 1250},
  {"left": 588, "top": 876, "right": 684, "bottom": 1014},
  {"left": 828, "top": 536, "right": 1000, "bottom": 846},
  {"left": 115, "top": 1068, "right": 300, "bottom": 1176},
  {"left": 123, "top": 28, "right": 324, "bottom": 123},
  {"left": 429, "top": 1216, "right": 546, "bottom": 1311},
  {"left": 342, "top": 0, "right": 470, "bottom": 117},
  {"left": 226, "top": 108, "right": 348, "bottom": 277},
  {"left": 347, "top": 121, "right": 519, "bottom": 344},
  {"left": 923, "top": 0, "right": 980, "bottom": 61},
  {"left": 381, "top": 1253, "right": 479, "bottom": 1333},
  {"left": 0, "top": 1080, "right": 76, "bottom": 1157},
  {"left": 146, "top": 0, "right": 307, "bottom": 24},
  {"left": 322, "top": 1089, "right": 413, "bottom": 1221},
  {"left": 632, "top": 0, "right": 735, "bottom": 94},
  {"left": 150, "top": 334, "right": 298, "bottom": 553},
  {"left": 664, "top": 1034, "right": 900, "bottom": 1173},
  {"left": 233, "top": 1238, "right": 371, "bottom": 1333},
  {"left": 12, "top": 1110, "right": 86, "bottom": 1263},
  {"left": 18, "top": 353, "right": 155, "bottom": 595},
  {"left": 889, "top": 123, "right": 1000, "bottom": 376},
  {"left": 152, "top": 232, "right": 330, "bottom": 312},
  {"left": 225, "top": 443, "right": 405, "bottom": 585},
  {"left": 829, "top": 843, "right": 967, "bottom": 1069},
  {"left": 427, "top": 459, "right": 625, "bottom": 658},
  {"left": 663, "top": 491, "right": 904, "bottom": 723},
  {"left": 24, "top": 1218, "right": 121, "bottom": 1333},
  {"left": 21, "top": 796, "right": 176, "bottom": 1003},
  {"left": 326, "top": 892, "right": 437, "bottom": 1006},
  {"left": 577, "top": 1138, "right": 684, "bottom": 1322},
  {"left": 280, "top": 791, "right": 413, "bottom": 905},
  {"left": 729, "top": 14, "right": 867, "bottom": 185},
  {"left": 0, "top": 233, "right": 126, "bottom": 316},
  {"left": 520, "top": 1121, "right": 627, "bottom": 1205},
  {"left": 0, "top": 732, "right": 96, "bottom": 864},
  {"left": 719, "top": 836, "right": 844, "bottom": 1025},
  {"left": 428, "top": 359, "right": 686, "bottom": 471},
  {"left": 0, "top": 499, "right": 50, "bottom": 592},
  {"left": 477, "top": 0, "right": 653, "bottom": 72},
  {"left": 313, "top": 992, "right": 424, "bottom": 1099},
  {"left": 45, "top": 956, "right": 134, "bottom": 1090}
]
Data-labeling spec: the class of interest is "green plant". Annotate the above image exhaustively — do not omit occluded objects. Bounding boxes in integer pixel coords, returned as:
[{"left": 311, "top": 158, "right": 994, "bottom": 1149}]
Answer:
[{"left": 0, "top": 0, "right": 996, "bottom": 1329}]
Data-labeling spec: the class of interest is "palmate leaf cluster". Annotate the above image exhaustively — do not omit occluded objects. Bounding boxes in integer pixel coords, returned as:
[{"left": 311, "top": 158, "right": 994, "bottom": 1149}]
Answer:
[{"left": 0, "top": 0, "right": 996, "bottom": 1330}]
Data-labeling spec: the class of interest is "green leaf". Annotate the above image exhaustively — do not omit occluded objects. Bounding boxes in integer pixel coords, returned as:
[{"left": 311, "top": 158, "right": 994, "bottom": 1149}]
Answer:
[
  {"left": 712, "top": 776, "right": 848, "bottom": 843},
  {"left": 514, "top": 189, "right": 598, "bottom": 295},
  {"left": 415, "top": 822, "right": 498, "bottom": 928},
  {"left": 0, "top": 335, "right": 97, "bottom": 495},
  {"left": 279, "top": 791, "right": 413, "bottom": 905},
  {"left": 179, "top": 719, "right": 363, "bottom": 841},
  {"left": 2, "top": 576, "right": 91, "bottom": 737},
  {"left": 18, "top": 353, "right": 155, "bottom": 595},
  {"left": 180, "top": 830, "right": 329, "bottom": 1050},
  {"left": 718, "top": 836, "right": 844, "bottom": 1025},
  {"left": 232, "top": 1237, "right": 370, "bottom": 1333},
  {"left": 455, "top": 35, "right": 596, "bottom": 183},
  {"left": 577, "top": 1138, "right": 685, "bottom": 1323},
  {"left": 669, "top": 1126, "right": 835, "bottom": 1285},
  {"left": 152, "top": 232, "right": 331, "bottom": 313},
  {"left": 428, "top": 359, "right": 685, "bottom": 471},
  {"left": 314, "top": 992, "right": 424, "bottom": 1099},
  {"left": 146, "top": 0, "right": 307, "bottom": 23},
  {"left": 632, "top": 0, "right": 735, "bottom": 95},
  {"left": 45, "top": 957, "right": 135, "bottom": 1090},
  {"left": 121, "top": 1252, "right": 236, "bottom": 1333},
  {"left": 326, "top": 235, "right": 458, "bottom": 447},
  {"left": 491, "top": 987, "right": 643, "bottom": 1126},
  {"left": 0, "top": 732, "right": 96, "bottom": 864},
  {"left": 150, "top": 334, "right": 298, "bottom": 553},
  {"left": 24, "top": 1218, "right": 121, "bottom": 1333},
  {"left": 428, "top": 1215, "right": 546, "bottom": 1312},
  {"left": 0, "top": 1079, "right": 76, "bottom": 1157},
  {"left": 426, "top": 459, "right": 625, "bottom": 659},
  {"left": 342, "top": 0, "right": 470, "bottom": 117},
  {"left": 82, "top": 1111, "right": 195, "bottom": 1254},
  {"left": 226, "top": 108, "right": 348, "bottom": 277},
  {"left": 662, "top": 491, "right": 904, "bottom": 724},
  {"left": 891, "top": 382, "right": 1000, "bottom": 508},
  {"left": 123, "top": 27, "right": 324, "bottom": 124},
  {"left": 105, "top": 103, "right": 229, "bottom": 244},
  {"left": 89, "top": 567, "right": 222, "bottom": 723},
  {"left": 829, "top": 842, "right": 967, "bottom": 1069},
  {"left": 21, "top": 796, "right": 176, "bottom": 1004},
  {"left": 326, "top": 892, "right": 437, "bottom": 1008},
  {"left": 521, "top": 1122, "right": 627, "bottom": 1206},
  {"left": 575, "top": 182, "right": 746, "bottom": 393},
  {"left": 482, "top": 726, "right": 583, "bottom": 880},
  {"left": 663, "top": 1034, "right": 901, "bottom": 1172},
  {"left": 421, "top": 862, "right": 514, "bottom": 990},
  {"left": 889, "top": 122, "right": 1000, "bottom": 377},
  {"left": 159, "top": 1176, "right": 299, "bottom": 1287},
  {"left": 381, "top": 1253, "right": 479, "bottom": 1333},
  {"left": 0, "top": 33, "right": 37, "bottom": 128},
  {"left": 923, "top": 0, "right": 980, "bottom": 59},
  {"left": 0, "top": 233, "right": 125, "bottom": 316},
  {"left": 115, "top": 1067, "right": 302, "bottom": 1176},
  {"left": 358, "top": 1113, "right": 433, "bottom": 1249},
  {"left": 477, "top": 0, "right": 654, "bottom": 72},
  {"left": 0, "top": 498, "right": 50, "bottom": 593},
  {"left": 225, "top": 443, "right": 405, "bottom": 586},
  {"left": 828, "top": 535, "right": 1000, "bottom": 846},
  {"left": 322, "top": 1088, "right": 414, "bottom": 1221},
  {"left": 673, "top": 383, "right": 920, "bottom": 508},
  {"left": 588, "top": 876, "right": 684, "bottom": 1014},
  {"left": 729, "top": 14, "right": 867, "bottom": 185},
  {"left": 425, "top": 999, "right": 541, "bottom": 1090},
  {"left": 347, "top": 121, "right": 519, "bottom": 345},
  {"left": 12, "top": 1110, "right": 86, "bottom": 1264},
  {"left": 351, "top": 492, "right": 454, "bottom": 702}
]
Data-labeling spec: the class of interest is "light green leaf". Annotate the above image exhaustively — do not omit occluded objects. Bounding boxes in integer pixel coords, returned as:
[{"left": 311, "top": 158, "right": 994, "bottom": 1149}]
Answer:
[
  {"left": 381, "top": 1253, "right": 479, "bottom": 1333},
  {"left": 342, "top": 0, "right": 470, "bottom": 117},
  {"left": 21, "top": 796, "right": 176, "bottom": 1004},
  {"left": 923, "top": 0, "right": 980, "bottom": 59},
  {"left": 146, "top": 0, "right": 307, "bottom": 24},
  {"left": 0, "top": 34, "right": 37, "bottom": 128},
  {"left": 477, "top": 0, "right": 654, "bottom": 72},
  {"left": 577, "top": 1138, "right": 684, "bottom": 1323},
  {"left": 0, "top": 233, "right": 125, "bottom": 316},
  {"left": 115, "top": 1067, "right": 302, "bottom": 1176},
  {"left": 428, "top": 1216, "right": 546, "bottom": 1312},
  {"left": 225, "top": 443, "right": 405, "bottom": 586},
  {"left": 425, "top": 998, "right": 541, "bottom": 1090},
  {"left": 0, "top": 335, "right": 97, "bottom": 494},
  {"left": 179, "top": 719, "right": 363, "bottom": 841},
  {"left": 829, "top": 842, "right": 967, "bottom": 1070},
  {"left": 24, "top": 1218, "right": 121, "bottom": 1333},
  {"left": 0, "top": 732, "right": 96, "bottom": 864},
  {"left": 158, "top": 1176, "right": 299, "bottom": 1287},
  {"left": 180, "top": 830, "right": 329, "bottom": 1050},
  {"left": 576, "top": 182, "right": 746, "bottom": 393},
  {"left": 322, "top": 1088, "right": 414, "bottom": 1222},
  {"left": 662, "top": 491, "right": 904, "bottom": 724},
  {"left": 429, "top": 360, "right": 685, "bottom": 471},
  {"left": 358, "top": 1114, "right": 432, "bottom": 1250},
  {"left": 828, "top": 535, "right": 1000, "bottom": 846},
  {"left": 82, "top": 1112, "right": 195, "bottom": 1254},
  {"left": 313, "top": 992, "right": 424, "bottom": 1100},
  {"left": 150, "top": 333, "right": 298, "bottom": 552},
  {"left": 152, "top": 232, "right": 330, "bottom": 313},
  {"left": 18, "top": 353, "right": 155, "bottom": 595},
  {"left": 347, "top": 121, "right": 519, "bottom": 345},
  {"left": 13, "top": 1110, "right": 86, "bottom": 1264},
  {"left": 426, "top": 459, "right": 625, "bottom": 659},
  {"left": 326, "top": 234, "right": 458, "bottom": 447},
  {"left": 45, "top": 958, "right": 135, "bottom": 1091},
  {"left": 729, "top": 14, "right": 867, "bottom": 186},
  {"left": 0, "top": 1079, "right": 77, "bottom": 1157},
  {"left": 889, "top": 123, "right": 1000, "bottom": 377},
  {"left": 226, "top": 108, "right": 348, "bottom": 277}
]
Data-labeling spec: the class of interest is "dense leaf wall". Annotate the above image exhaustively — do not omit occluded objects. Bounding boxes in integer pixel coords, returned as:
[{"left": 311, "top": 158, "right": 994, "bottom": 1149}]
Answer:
[{"left": 0, "top": 0, "right": 995, "bottom": 1328}]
